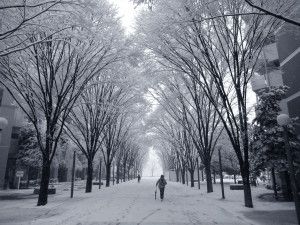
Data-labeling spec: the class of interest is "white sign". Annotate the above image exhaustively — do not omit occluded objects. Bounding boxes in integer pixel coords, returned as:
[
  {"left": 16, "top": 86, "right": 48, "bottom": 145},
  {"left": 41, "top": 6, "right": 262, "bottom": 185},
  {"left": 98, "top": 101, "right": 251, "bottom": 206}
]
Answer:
[{"left": 16, "top": 171, "right": 24, "bottom": 177}]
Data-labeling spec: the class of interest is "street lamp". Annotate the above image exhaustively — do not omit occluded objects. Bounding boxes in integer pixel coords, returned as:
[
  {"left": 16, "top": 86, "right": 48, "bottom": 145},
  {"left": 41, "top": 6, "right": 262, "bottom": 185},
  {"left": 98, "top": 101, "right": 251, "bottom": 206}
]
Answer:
[{"left": 277, "top": 114, "right": 300, "bottom": 224}]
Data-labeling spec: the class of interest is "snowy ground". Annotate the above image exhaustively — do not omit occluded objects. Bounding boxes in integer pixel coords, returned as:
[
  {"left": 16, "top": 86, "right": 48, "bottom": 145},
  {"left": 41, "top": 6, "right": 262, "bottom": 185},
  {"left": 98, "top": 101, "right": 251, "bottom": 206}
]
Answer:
[{"left": 0, "top": 177, "right": 297, "bottom": 225}]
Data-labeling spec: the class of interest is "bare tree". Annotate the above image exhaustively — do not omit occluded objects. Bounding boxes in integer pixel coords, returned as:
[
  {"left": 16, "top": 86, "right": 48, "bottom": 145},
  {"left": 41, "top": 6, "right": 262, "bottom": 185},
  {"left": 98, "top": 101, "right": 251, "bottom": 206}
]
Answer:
[
  {"left": 244, "top": 0, "right": 300, "bottom": 27},
  {"left": 139, "top": 0, "right": 284, "bottom": 207},
  {"left": 149, "top": 72, "right": 222, "bottom": 191},
  {"left": 0, "top": 22, "right": 121, "bottom": 205},
  {"left": 0, "top": 0, "right": 79, "bottom": 56},
  {"left": 64, "top": 77, "right": 120, "bottom": 192},
  {"left": 102, "top": 113, "right": 132, "bottom": 186},
  {"left": 134, "top": 0, "right": 299, "bottom": 26},
  {"left": 117, "top": 139, "right": 143, "bottom": 181}
]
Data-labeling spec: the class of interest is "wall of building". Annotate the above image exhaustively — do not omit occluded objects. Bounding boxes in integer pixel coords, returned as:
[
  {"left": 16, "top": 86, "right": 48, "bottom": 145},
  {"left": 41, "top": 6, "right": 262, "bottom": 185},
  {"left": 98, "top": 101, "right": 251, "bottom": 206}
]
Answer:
[
  {"left": 0, "top": 86, "right": 17, "bottom": 188},
  {"left": 277, "top": 5, "right": 300, "bottom": 137},
  {"left": 255, "top": 5, "right": 300, "bottom": 137}
]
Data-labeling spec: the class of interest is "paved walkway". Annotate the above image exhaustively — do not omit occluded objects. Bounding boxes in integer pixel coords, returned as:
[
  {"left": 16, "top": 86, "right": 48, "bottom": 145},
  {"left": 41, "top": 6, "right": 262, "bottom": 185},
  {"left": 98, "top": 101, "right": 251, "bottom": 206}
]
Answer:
[{"left": 0, "top": 178, "right": 297, "bottom": 225}]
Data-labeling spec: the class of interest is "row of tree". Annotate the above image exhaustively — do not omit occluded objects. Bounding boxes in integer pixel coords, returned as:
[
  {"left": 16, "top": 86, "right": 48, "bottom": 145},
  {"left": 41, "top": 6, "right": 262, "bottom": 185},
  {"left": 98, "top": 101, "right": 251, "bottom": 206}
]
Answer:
[
  {"left": 136, "top": 0, "right": 300, "bottom": 208},
  {"left": 0, "top": 0, "right": 147, "bottom": 206}
]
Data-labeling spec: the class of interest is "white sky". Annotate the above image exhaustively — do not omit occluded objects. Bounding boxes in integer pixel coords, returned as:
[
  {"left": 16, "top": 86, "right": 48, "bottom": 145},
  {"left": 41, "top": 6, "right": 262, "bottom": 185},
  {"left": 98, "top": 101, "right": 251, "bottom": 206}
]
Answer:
[
  {"left": 109, "top": 0, "right": 138, "bottom": 34},
  {"left": 108, "top": 0, "right": 165, "bottom": 176},
  {"left": 142, "top": 147, "right": 163, "bottom": 177}
]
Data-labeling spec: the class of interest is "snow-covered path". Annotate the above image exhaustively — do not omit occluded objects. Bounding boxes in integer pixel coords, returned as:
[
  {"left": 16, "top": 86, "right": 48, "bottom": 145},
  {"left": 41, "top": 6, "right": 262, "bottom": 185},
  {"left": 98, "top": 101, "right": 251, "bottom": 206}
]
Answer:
[
  {"left": 49, "top": 179, "right": 249, "bottom": 225},
  {"left": 0, "top": 177, "right": 297, "bottom": 225},
  {"left": 32, "top": 178, "right": 252, "bottom": 225}
]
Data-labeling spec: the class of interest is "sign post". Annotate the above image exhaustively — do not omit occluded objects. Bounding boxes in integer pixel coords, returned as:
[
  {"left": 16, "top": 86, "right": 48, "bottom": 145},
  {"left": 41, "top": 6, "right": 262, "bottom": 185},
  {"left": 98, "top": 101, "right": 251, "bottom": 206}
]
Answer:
[{"left": 16, "top": 171, "right": 24, "bottom": 189}]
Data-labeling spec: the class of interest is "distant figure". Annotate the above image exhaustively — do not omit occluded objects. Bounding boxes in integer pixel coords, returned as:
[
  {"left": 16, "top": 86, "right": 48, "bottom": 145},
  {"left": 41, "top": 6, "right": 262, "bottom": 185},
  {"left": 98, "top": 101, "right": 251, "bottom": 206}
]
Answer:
[
  {"left": 137, "top": 174, "right": 141, "bottom": 183},
  {"left": 156, "top": 175, "right": 167, "bottom": 201}
]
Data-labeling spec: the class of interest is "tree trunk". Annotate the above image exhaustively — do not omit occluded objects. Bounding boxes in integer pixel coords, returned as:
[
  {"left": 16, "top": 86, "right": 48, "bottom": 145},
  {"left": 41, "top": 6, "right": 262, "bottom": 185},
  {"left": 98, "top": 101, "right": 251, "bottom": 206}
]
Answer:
[
  {"left": 112, "top": 163, "right": 115, "bottom": 185},
  {"left": 106, "top": 163, "right": 111, "bottom": 187},
  {"left": 85, "top": 160, "right": 93, "bottom": 193},
  {"left": 234, "top": 174, "right": 237, "bottom": 184},
  {"left": 181, "top": 168, "right": 185, "bottom": 184},
  {"left": 241, "top": 117, "right": 253, "bottom": 208},
  {"left": 197, "top": 159, "right": 200, "bottom": 189},
  {"left": 37, "top": 157, "right": 51, "bottom": 206},
  {"left": 281, "top": 170, "right": 293, "bottom": 201},
  {"left": 175, "top": 167, "right": 179, "bottom": 182},
  {"left": 213, "top": 169, "right": 216, "bottom": 184},
  {"left": 201, "top": 169, "right": 204, "bottom": 181},
  {"left": 271, "top": 167, "right": 278, "bottom": 200},
  {"left": 123, "top": 164, "right": 126, "bottom": 182},
  {"left": 241, "top": 167, "right": 254, "bottom": 208},
  {"left": 116, "top": 162, "right": 120, "bottom": 184},
  {"left": 204, "top": 163, "right": 213, "bottom": 193},
  {"left": 26, "top": 166, "right": 30, "bottom": 188},
  {"left": 179, "top": 169, "right": 182, "bottom": 182},
  {"left": 190, "top": 169, "right": 195, "bottom": 187},
  {"left": 133, "top": 163, "right": 136, "bottom": 179},
  {"left": 186, "top": 169, "right": 189, "bottom": 186}
]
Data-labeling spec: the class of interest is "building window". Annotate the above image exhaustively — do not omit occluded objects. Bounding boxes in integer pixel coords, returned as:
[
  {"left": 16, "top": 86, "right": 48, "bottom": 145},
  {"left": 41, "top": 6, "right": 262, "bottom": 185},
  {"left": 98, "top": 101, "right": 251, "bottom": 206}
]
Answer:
[{"left": 11, "top": 127, "right": 20, "bottom": 139}]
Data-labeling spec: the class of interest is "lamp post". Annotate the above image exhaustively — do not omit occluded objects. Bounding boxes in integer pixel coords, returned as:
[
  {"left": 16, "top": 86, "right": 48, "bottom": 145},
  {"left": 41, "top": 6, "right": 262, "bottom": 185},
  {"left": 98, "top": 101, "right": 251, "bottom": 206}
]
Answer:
[{"left": 277, "top": 114, "right": 300, "bottom": 224}]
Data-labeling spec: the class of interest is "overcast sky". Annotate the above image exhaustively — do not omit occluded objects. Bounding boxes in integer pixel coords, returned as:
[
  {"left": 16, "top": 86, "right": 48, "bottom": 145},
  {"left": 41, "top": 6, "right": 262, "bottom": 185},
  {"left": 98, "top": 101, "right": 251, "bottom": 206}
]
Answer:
[
  {"left": 109, "top": 0, "right": 164, "bottom": 176},
  {"left": 109, "top": 0, "right": 138, "bottom": 34}
]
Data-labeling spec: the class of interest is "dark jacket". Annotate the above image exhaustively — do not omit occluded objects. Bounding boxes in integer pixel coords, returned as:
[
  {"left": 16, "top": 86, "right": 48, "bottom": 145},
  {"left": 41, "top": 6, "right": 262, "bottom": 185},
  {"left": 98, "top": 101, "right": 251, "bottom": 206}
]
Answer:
[{"left": 156, "top": 177, "right": 167, "bottom": 189}]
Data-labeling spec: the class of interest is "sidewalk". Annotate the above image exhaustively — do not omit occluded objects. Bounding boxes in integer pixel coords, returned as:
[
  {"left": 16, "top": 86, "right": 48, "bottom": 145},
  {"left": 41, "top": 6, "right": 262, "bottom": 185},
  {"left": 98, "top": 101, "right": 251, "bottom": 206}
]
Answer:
[{"left": 0, "top": 178, "right": 297, "bottom": 225}]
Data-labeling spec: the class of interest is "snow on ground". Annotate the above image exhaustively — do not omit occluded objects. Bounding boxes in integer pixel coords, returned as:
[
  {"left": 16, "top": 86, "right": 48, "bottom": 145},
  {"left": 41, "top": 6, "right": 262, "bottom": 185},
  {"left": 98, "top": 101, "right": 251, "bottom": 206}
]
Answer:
[{"left": 0, "top": 177, "right": 297, "bottom": 225}]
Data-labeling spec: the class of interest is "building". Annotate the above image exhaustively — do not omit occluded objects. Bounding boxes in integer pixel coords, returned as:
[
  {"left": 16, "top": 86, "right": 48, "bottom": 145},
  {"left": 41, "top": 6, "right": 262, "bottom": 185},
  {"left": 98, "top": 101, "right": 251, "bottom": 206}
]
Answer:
[
  {"left": 0, "top": 86, "right": 22, "bottom": 189},
  {"left": 0, "top": 86, "right": 79, "bottom": 189},
  {"left": 258, "top": 5, "right": 300, "bottom": 137},
  {"left": 251, "top": 5, "right": 300, "bottom": 199},
  {"left": 277, "top": 10, "right": 300, "bottom": 137}
]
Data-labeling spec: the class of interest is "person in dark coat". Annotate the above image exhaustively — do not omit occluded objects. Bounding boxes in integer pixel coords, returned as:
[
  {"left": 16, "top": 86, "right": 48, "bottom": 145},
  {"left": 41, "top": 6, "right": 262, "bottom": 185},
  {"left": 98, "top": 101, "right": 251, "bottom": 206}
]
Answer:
[
  {"left": 156, "top": 175, "right": 167, "bottom": 201},
  {"left": 137, "top": 174, "right": 141, "bottom": 183}
]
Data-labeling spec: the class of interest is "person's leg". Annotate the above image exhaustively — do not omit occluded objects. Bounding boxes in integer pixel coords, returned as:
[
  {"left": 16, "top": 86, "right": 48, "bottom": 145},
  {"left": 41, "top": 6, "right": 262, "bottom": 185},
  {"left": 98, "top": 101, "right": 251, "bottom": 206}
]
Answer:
[{"left": 160, "top": 187, "right": 165, "bottom": 200}]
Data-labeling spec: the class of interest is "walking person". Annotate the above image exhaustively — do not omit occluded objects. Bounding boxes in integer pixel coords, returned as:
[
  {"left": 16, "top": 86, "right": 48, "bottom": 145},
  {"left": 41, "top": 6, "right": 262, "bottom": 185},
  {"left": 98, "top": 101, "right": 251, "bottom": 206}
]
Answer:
[
  {"left": 156, "top": 175, "right": 167, "bottom": 201},
  {"left": 137, "top": 174, "right": 141, "bottom": 183}
]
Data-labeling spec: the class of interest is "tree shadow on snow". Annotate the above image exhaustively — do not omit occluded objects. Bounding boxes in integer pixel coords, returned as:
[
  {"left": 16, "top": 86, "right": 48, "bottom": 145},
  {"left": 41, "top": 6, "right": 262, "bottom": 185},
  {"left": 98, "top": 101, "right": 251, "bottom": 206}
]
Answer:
[{"left": 243, "top": 210, "right": 297, "bottom": 225}]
